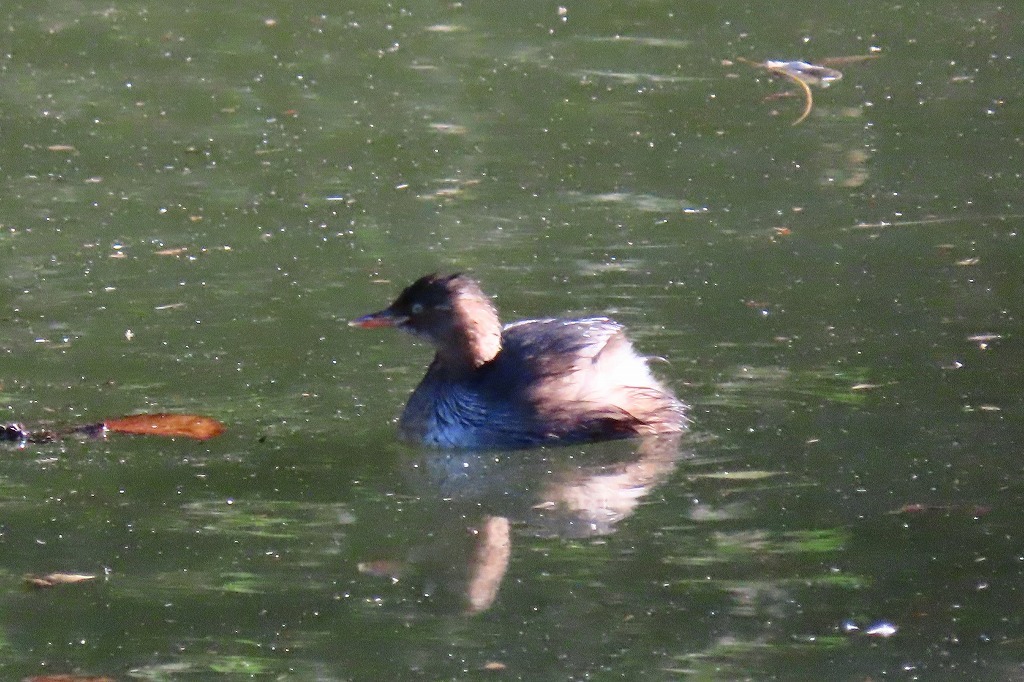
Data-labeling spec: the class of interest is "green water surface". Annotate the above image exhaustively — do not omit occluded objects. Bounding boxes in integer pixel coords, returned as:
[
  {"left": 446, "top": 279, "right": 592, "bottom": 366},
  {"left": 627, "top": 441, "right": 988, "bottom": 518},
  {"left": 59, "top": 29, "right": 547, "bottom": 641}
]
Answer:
[{"left": 1, "top": 1, "right": 1023, "bottom": 679}]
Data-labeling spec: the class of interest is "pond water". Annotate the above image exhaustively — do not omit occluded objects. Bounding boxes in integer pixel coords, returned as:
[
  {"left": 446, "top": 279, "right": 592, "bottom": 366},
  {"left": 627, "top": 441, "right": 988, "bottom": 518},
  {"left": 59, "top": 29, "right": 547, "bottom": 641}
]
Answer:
[{"left": 1, "top": 1, "right": 1023, "bottom": 679}]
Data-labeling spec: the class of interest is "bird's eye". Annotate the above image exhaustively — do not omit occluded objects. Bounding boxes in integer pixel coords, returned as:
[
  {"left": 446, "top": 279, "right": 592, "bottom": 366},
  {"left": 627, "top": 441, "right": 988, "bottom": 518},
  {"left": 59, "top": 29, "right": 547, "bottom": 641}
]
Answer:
[{"left": 410, "top": 303, "right": 424, "bottom": 315}]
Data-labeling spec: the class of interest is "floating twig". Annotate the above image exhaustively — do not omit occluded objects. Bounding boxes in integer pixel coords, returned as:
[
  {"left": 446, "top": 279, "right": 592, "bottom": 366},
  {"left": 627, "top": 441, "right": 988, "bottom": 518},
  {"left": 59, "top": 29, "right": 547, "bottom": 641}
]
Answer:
[{"left": 735, "top": 57, "right": 846, "bottom": 125}]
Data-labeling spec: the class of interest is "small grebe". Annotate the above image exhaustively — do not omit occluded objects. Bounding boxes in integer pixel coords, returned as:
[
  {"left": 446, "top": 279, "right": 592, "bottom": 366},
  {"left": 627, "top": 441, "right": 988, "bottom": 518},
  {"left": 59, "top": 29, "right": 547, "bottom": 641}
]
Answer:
[{"left": 350, "top": 274, "right": 686, "bottom": 449}]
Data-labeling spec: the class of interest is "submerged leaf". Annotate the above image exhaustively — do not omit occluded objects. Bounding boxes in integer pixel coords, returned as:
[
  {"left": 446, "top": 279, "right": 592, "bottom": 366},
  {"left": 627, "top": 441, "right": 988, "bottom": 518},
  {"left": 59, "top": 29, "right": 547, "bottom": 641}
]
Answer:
[
  {"left": 358, "top": 560, "right": 406, "bottom": 579},
  {"left": 692, "top": 470, "right": 780, "bottom": 481},
  {"left": 24, "top": 573, "right": 97, "bottom": 588},
  {"left": 23, "top": 676, "right": 116, "bottom": 682}
]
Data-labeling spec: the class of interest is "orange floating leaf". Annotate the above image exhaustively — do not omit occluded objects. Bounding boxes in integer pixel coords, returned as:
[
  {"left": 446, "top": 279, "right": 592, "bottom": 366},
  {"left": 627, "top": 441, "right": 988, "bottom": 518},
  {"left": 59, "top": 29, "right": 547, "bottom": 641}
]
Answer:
[{"left": 104, "top": 413, "right": 225, "bottom": 440}]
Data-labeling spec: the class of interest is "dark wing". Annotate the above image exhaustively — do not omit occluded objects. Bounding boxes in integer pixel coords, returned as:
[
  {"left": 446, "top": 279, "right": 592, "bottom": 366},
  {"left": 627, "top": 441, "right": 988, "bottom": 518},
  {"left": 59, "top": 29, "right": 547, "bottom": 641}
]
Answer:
[
  {"left": 500, "top": 317, "right": 624, "bottom": 381},
  {"left": 497, "top": 317, "right": 685, "bottom": 439}
]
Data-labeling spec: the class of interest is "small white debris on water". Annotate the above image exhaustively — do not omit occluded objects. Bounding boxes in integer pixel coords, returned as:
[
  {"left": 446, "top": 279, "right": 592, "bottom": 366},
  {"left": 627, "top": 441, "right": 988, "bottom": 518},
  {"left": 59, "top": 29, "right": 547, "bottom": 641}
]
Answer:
[{"left": 865, "top": 622, "right": 897, "bottom": 637}]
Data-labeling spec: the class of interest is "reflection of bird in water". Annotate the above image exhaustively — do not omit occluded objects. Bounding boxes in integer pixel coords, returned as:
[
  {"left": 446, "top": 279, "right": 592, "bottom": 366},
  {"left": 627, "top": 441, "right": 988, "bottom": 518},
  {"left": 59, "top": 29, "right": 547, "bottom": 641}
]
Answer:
[
  {"left": 465, "top": 516, "right": 512, "bottom": 614},
  {"left": 533, "top": 434, "right": 684, "bottom": 537},
  {"left": 350, "top": 273, "right": 687, "bottom": 449},
  {"left": 392, "top": 434, "right": 687, "bottom": 614}
]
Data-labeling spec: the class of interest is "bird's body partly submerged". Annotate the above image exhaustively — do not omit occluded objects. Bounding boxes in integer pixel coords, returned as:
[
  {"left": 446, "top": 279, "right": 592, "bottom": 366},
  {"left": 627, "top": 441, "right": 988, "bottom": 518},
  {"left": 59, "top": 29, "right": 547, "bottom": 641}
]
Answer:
[{"left": 350, "top": 274, "right": 686, "bottom": 449}]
